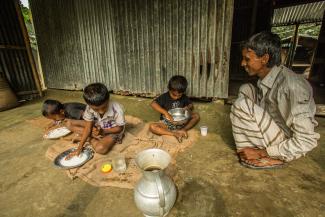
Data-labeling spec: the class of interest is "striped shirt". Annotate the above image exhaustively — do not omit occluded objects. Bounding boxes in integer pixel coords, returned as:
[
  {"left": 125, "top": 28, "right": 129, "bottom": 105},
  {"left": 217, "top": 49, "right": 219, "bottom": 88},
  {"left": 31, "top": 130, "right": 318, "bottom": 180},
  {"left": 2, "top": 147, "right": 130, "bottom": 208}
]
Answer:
[{"left": 256, "top": 65, "right": 320, "bottom": 160}]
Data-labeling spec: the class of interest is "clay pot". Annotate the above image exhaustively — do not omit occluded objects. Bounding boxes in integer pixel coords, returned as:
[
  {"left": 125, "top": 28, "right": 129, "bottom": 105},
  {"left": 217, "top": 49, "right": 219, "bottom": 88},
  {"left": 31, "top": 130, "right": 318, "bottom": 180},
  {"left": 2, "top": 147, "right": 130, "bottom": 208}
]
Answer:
[{"left": 0, "top": 77, "right": 18, "bottom": 111}]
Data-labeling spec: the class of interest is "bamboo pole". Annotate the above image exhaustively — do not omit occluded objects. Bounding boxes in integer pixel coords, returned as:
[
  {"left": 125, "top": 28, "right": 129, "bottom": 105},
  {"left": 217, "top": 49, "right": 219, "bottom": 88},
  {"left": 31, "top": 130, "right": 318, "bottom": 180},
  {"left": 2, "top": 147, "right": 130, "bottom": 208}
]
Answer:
[{"left": 14, "top": 0, "right": 43, "bottom": 96}]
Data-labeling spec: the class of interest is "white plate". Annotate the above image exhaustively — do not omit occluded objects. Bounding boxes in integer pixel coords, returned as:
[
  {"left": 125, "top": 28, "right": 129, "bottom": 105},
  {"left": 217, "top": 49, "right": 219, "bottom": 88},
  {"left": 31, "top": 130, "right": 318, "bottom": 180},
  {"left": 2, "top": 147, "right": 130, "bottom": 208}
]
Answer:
[
  {"left": 44, "top": 127, "right": 71, "bottom": 139},
  {"left": 54, "top": 147, "right": 94, "bottom": 169}
]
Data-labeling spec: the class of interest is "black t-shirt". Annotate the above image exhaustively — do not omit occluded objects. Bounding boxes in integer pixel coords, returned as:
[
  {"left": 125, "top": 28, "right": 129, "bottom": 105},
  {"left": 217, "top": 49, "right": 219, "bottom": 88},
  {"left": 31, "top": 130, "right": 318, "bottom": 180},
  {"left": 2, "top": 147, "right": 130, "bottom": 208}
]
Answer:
[
  {"left": 63, "top": 103, "right": 86, "bottom": 120},
  {"left": 154, "top": 92, "right": 192, "bottom": 119}
]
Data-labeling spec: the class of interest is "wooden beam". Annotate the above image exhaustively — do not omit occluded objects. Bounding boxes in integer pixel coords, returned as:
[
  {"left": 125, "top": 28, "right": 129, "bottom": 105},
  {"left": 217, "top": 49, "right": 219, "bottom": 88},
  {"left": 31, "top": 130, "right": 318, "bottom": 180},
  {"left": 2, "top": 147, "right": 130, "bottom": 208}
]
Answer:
[
  {"left": 0, "top": 45, "right": 26, "bottom": 50},
  {"left": 274, "top": 0, "right": 324, "bottom": 9},
  {"left": 16, "top": 90, "right": 40, "bottom": 95},
  {"left": 14, "top": 0, "right": 43, "bottom": 97}
]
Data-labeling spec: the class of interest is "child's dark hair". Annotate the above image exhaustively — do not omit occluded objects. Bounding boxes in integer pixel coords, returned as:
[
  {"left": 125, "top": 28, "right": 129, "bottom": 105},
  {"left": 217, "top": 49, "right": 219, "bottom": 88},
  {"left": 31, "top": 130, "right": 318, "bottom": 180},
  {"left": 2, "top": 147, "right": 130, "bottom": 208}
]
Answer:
[
  {"left": 83, "top": 83, "right": 110, "bottom": 106},
  {"left": 168, "top": 75, "right": 188, "bottom": 93},
  {"left": 241, "top": 31, "right": 281, "bottom": 68},
  {"left": 42, "top": 99, "right": 63, "bottom": 116}
]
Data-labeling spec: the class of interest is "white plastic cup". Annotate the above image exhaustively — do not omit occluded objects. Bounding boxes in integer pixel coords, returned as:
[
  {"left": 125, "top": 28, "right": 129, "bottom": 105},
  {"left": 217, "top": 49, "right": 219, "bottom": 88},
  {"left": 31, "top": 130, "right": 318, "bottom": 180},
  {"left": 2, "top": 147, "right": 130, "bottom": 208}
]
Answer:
[{"left": 200, "top": 126, "right": 208, "bottom": 136}]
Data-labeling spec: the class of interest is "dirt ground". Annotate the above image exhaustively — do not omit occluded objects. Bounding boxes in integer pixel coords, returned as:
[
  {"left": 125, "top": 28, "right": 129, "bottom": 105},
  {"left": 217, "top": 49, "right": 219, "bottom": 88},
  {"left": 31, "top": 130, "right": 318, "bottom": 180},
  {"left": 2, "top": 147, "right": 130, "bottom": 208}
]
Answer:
[{"left": 0, "top": 89, "right": 324, "bottom": 217}]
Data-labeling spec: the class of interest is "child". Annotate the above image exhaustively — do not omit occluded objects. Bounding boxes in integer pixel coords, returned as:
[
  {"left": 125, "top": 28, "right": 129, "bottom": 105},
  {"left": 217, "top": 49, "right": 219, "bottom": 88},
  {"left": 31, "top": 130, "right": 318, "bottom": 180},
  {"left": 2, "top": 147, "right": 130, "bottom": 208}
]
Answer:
[
  {"left": 149, "top": 75, "right": 200, "bottom": 142},
  {"left": 42, "top": 99, "right": 86, "bottom": 131},
  {"left": 68, "top": 83, "right": 125, "bottom": 158}
]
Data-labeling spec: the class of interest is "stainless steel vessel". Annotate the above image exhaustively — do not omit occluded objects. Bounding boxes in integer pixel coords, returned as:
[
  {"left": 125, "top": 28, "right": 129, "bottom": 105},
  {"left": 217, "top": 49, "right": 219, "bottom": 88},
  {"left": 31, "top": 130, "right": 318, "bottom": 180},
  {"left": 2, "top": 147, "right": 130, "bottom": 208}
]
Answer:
[
  {"left": 167, "top": 108, "right": 190, "bottom": 125},
  {"left": 134, "top": 149, "right": 177, "bottom": 217}
]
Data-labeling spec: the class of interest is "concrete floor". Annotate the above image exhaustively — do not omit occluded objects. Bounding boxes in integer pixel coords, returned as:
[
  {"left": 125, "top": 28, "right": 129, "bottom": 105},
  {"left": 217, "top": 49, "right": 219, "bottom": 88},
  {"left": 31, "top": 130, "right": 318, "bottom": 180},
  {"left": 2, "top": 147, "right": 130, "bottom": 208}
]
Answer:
[{"left": 0, "top": 90, "right": 324, "bottom": 217}]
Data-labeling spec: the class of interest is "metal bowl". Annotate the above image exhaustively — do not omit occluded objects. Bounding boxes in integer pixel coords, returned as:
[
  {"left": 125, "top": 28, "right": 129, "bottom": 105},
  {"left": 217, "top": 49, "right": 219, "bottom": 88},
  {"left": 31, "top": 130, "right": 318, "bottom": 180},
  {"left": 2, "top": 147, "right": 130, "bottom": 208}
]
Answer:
[{"left": 167, "top": 108, "right": 191, "bottom": 125}]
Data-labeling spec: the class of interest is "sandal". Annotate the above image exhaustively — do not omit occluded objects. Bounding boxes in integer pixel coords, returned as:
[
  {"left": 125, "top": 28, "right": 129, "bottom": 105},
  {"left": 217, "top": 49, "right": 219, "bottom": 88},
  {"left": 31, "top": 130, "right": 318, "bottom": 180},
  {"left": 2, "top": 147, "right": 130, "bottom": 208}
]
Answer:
[{"left": 240, "top": 157, "right": 285, "bottom": 170}]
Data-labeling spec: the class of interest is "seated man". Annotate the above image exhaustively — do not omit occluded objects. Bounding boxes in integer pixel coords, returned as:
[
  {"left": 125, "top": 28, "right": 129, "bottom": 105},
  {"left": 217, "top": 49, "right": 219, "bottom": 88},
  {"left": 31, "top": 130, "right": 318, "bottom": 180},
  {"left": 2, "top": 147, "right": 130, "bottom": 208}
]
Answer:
[{"left": 230, "top": 31, "right": 320, "bottom": 169}]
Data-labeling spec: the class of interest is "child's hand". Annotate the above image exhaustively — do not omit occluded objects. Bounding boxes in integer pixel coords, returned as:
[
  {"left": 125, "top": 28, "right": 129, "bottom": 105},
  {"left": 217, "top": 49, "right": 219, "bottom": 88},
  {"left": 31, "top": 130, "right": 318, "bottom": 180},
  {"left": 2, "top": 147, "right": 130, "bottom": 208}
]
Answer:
[
  {"left": 44, "top": 121, "right": 57, "bottom": 131},
  {"left": 60, "top": 119, "right": 68, "bottom": 126},
  {"left": 183, "top": 106, "right": 192, "bottom": 114},
  {"left": 65, "top": 148, "right": 82, "bottom": 160},
  {"left": 92, "top": 126, "right": 102, "bottom": 136},
  {"left": 44, "top": 125, "right": 51, "bottom": 131},
  {"left": 183, "top": 104, "right": 194, "bottom": 112},
  {"left": 183, "top": 106, "right": 190, "bottom": 113},
  {"left": 164, "top": 113, "right": 174, "bottom": 122}
]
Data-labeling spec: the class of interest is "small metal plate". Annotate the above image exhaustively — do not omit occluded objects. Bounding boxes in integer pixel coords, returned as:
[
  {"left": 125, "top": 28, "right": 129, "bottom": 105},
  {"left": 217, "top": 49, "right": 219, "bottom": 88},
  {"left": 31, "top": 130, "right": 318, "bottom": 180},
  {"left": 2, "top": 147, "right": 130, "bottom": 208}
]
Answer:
[
  {"left": 54, "top": 147, "right": 94, "bottom": 169},
  {"left": 44, "top": 127, "right": 71, "bottom": 139}
]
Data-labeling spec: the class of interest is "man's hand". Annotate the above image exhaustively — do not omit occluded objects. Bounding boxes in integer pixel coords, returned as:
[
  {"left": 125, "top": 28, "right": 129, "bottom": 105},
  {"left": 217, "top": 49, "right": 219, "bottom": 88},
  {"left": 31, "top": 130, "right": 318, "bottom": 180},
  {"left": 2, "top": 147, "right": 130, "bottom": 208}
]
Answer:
[{"left": 237, "top": 147, "right": 268, "bottom": 160}]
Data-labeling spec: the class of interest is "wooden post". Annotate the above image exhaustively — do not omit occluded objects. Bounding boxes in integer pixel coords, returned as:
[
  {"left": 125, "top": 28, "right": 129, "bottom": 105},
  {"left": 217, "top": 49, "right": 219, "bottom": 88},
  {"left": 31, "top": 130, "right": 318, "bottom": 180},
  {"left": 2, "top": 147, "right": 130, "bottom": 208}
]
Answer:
[
  {"left": 310, "top": 12, "right": 325, "bottom": 82},
  {"left": 287, "top": 23, "right": 299, "bottom": 68},
  {"left": 250, "top": 0, "right": 258, "bottom": 35},
  {"left": 29, "top": 9, "right": 46, "bottom": 90},
  {"left": 14, "top": 0, "right": 43, "bottom": 97}
]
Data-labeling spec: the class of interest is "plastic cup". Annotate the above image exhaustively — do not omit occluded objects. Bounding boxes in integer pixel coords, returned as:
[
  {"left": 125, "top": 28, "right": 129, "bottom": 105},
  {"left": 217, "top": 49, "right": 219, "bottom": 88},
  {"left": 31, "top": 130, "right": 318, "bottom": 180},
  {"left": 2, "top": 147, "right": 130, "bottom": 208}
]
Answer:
[
  {"left": 112, "top": 154, "right": 127, "bottom": 173},
  {"left": 200, "top": 126, "right": 208, "bottom": 136}
]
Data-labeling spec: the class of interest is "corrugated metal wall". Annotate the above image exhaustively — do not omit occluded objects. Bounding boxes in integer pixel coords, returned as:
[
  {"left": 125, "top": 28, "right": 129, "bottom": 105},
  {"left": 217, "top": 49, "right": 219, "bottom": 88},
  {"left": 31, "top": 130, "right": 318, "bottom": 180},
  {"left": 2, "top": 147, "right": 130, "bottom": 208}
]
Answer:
[
  {"left": 30, "top": 0, "right": 234, "bottom": 98},
  {"left": 0, "top": 0, "right": 38, "bottom": 97}
]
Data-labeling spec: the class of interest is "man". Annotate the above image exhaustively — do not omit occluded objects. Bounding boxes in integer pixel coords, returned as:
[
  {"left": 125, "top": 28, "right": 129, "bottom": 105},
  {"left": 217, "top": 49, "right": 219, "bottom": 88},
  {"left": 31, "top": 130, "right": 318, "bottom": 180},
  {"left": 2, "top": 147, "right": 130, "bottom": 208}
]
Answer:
[{"left": 230, "top": 31, "right": 320, "bottom": 169}]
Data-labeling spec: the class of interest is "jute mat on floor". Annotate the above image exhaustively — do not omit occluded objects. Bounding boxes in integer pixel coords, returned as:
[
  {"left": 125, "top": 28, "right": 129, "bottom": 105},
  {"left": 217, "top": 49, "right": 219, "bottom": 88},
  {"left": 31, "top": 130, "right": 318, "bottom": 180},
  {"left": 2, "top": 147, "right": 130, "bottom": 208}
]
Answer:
[{"left": 28, "top": 115, "right": 198, "bottom": 189}]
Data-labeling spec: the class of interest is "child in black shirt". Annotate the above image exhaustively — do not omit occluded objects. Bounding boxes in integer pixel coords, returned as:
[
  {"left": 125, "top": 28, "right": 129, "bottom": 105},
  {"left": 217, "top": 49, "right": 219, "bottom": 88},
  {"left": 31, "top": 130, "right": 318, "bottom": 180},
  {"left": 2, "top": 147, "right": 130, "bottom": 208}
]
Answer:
[
  {"left": 149, "top": 76, "right": 200, "bottom": 142},
  {"left": 42, "top": 99, "right": 86, "bottom": 132}
]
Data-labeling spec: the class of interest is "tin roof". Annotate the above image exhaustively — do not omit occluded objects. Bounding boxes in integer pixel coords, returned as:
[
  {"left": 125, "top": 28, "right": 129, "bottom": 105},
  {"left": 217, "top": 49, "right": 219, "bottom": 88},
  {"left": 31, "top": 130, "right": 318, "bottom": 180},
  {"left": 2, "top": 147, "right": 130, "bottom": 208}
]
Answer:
[{"left": 272, "top": 1, "right": 325, "bottom": 26}]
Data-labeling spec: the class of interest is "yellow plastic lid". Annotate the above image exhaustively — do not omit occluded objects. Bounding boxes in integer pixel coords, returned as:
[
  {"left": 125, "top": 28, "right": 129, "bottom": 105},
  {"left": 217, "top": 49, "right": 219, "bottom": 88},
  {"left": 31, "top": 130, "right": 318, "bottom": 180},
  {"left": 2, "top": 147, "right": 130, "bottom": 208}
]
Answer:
[{"left": 101, "top": 163, "right": 112, "bottom": 173}]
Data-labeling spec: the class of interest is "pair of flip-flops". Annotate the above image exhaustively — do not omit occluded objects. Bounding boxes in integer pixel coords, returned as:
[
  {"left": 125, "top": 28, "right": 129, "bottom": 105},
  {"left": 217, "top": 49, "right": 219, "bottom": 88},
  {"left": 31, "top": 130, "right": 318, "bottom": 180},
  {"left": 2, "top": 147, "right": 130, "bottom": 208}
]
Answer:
[{"left": 240, "top": 158, "right": 285, "bottom": 170}]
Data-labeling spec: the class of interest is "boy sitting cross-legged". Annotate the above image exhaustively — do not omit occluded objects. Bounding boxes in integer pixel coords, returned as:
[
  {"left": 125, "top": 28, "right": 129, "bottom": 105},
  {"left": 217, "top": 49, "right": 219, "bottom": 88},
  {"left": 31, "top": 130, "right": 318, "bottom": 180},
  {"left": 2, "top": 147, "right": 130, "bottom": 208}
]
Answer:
[
  {"left": 149, "top": 75, "right": 200, "bottom": 142},
  {"left": 68, "top": 83, "right": 125, "bottom": 158}
]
